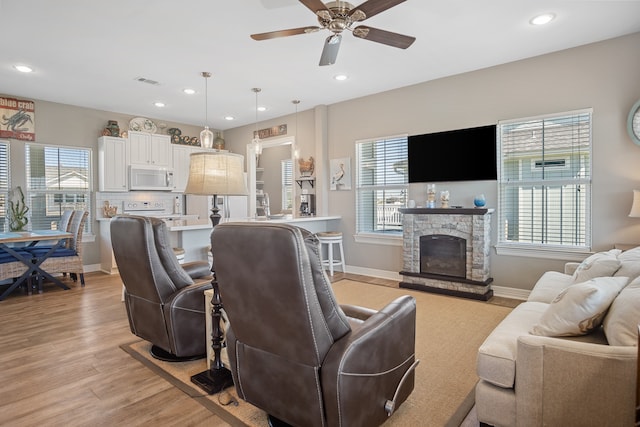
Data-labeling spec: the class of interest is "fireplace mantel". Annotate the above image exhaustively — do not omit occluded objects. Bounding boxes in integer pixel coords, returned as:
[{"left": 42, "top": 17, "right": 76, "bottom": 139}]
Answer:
[
  {"left": 399, "top": 207, "right": 493, "bottom": 215},
  {"left": 400, "top": 208, "right": 493, "bottom": 300}
]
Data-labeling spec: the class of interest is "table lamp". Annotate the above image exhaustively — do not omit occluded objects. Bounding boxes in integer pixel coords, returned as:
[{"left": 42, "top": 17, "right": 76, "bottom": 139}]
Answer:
[
  {"left": 629, "top": 190, "right": 640, "bottom": 218},
  {"left": 184, "top": 151, "right": 247, "bottom": 394}
]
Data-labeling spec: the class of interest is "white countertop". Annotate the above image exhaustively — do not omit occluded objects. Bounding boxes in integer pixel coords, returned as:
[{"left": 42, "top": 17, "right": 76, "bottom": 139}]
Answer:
[{"left": 165, "top": 215, "right": 341, "bottom": 231}]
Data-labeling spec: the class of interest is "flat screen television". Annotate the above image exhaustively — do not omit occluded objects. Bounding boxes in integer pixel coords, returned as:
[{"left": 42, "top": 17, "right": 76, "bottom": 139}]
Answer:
[{"left": 408, "top": 124, "right": 497, "bottom": 183}]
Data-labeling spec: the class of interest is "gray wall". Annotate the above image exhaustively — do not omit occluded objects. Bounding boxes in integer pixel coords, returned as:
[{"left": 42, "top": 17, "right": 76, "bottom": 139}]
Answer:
[
  {"left": 3, "top": 32, "right": 639, "bottom": 291},
  {"left": 227, "top": 32, "right": 640, "bottom": 291}
]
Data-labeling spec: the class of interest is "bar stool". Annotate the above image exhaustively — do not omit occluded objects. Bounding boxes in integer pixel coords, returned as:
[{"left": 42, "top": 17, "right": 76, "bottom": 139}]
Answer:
[
  {"left": 173, "top": 247, "right": 186, "bottom": 264},
  {"left": 316, "top": 231, "right": 346, "bottom": 276}
]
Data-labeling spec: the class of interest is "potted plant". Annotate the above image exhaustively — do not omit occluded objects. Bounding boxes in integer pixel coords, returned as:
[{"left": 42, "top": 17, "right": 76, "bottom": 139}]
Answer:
[{"left": 8, "top": 186, "right": 29, "bottom": 231}]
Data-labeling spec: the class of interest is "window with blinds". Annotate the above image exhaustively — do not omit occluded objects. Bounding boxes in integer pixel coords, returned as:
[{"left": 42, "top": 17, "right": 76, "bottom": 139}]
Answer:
[
  {"left": 0, "top": 141, "right": 10, "bottom": 232},
  {"left": 25, "top": 144, "right": 92, "bottom": 232},
  {"left": 356, "top": 135, "right": 408, "bottom": 235},
  {"left": 497, "top": 109, "right": 592, "bottom": 250},
  {"left": 281, "top": 159, "right": 293, "bottom": 211}
]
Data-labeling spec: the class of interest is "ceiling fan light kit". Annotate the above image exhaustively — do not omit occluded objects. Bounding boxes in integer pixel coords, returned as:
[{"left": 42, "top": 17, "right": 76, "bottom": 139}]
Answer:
[{"left": 250, "top": 0, "right": 415, "bottom": 66}]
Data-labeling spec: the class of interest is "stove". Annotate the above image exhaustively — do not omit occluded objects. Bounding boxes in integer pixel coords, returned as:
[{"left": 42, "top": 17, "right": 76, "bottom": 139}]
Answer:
[{"left": 122, "top": 200, "right": 196, "bottom": 221}]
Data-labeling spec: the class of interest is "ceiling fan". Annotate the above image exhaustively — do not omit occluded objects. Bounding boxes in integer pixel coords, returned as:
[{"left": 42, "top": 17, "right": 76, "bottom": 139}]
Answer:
[{"left": 250, "top": 0, "right": 416, "bottom": 66}]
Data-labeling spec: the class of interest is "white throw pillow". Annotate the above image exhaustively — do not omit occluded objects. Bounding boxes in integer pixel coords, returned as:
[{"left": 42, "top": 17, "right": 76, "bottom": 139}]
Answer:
[
  {"left": 615, "top": 246, "right": 640, "bottom": 283},
  {"left": 572, "top": 249, "right": 622, "bottom": 283},
  {"left": 603, "top": 276, "right": 640, "bottom": 346},
  {"left": 531, "top": 276, "right": 629, "bottom": 337}
]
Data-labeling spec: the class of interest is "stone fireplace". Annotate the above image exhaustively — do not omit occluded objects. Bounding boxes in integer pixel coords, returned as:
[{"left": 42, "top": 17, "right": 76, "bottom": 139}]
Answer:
[{"left": 400, "top": 208, "right": 493, "bottom": 300}]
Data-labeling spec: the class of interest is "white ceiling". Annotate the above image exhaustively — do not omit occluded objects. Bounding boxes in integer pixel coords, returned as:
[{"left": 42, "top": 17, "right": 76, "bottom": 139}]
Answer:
[{"left": 1, "top": 0, "right": 639, "bottom": 130}]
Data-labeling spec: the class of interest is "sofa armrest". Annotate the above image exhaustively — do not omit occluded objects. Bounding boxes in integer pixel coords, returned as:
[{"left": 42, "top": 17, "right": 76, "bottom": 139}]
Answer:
[
  {"left": 516, "top": 334, "right": 636, "bottom": 427},
  {"left": 321, "top": 295, "right": 417, "bottom": 426},
  {"left": 564, "top": 262, "right": 580, "bottom": 275}
]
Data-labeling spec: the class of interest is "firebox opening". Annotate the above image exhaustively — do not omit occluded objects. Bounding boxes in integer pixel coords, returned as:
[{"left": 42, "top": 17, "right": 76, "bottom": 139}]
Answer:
[{"left": 420, "top": 234, "right": 466, "bottom": 278}]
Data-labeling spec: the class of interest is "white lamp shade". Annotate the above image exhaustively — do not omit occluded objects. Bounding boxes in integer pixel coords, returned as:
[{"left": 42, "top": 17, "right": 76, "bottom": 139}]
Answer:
[
  {"left": 184, "top": 152, "right": 247, "bottom": 196},
  {"left": 630, "top": 190, "right": 640, "bottom": 218}
]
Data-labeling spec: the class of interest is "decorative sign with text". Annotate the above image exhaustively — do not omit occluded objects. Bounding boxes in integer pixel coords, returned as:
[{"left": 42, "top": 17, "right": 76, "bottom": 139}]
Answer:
[
  {"left": 253, "top": 124, "right": 287, "bottom": 140},
  {"left": 0, "top": 97, "right": 35, "bottom": 141}
]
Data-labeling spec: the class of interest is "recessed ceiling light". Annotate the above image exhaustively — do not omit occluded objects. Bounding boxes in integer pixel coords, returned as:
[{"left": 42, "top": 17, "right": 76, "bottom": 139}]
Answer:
[
  {"left": 183, "top": 88, "right": 196, "bottom": 95},
  {"left": 154, "top": 102, "right": 165, "bottom": 108},
  {"left": 224, "top": 116, "right": 235, "bottom": 121},
  {"left": 14, "top": 65, "right": 33, "bottom": 73},
  {"left": 530, "top": 13, "right": 555, "bottom": 26},
  {"left": 257, "top": 106, "right": 267, "bottom": 112},
  {"left": 334, "top": 74, "right": 348, "bottom": 81}
]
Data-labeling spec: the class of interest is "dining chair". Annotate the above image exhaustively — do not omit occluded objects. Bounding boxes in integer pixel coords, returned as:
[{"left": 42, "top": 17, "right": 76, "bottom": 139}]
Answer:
[
  {"left": 0, "top": 249, "right": 31, "bottom": 294},
  {"left": 35, "top": 210, "right": 88, "bottom": 287}
]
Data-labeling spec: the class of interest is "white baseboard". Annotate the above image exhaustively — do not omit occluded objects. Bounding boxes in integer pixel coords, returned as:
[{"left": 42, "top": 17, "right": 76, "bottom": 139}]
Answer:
[
  {"left": 491, "top": 285, "right": 529, "bottom": 301},
  {"left": 346, "top": 265, "right": 530, "bottom": 301}
]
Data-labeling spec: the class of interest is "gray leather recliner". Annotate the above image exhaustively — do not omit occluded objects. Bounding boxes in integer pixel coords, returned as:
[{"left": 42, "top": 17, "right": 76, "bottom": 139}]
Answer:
[
  {"left": 212, "top": 222, "right": 419, "bottom": 427},
  {"left": 111, "top": 215, "right": 212, "bottom": 360}
]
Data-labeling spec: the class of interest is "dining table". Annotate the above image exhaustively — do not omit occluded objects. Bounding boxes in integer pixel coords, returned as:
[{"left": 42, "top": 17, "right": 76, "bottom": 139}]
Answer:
[{"left": 0, "top": 229, "right": 73, "bottom": 301}]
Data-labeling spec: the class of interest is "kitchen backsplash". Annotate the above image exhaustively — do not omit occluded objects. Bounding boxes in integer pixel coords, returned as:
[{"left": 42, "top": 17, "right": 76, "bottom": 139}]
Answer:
[{"left": 96, "top": 191, "right": 184, "bottom": 220}]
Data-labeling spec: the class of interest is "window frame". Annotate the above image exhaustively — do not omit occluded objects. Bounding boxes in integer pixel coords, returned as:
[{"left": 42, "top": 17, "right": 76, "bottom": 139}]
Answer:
[
  {"left": 24, "top": 142, "right": 93, "bottom": 234},
  {"left": 0, "top": 140, "right": 10, "bottom": 232},
  {"left": 354, "top": 134, "right": 408, "bottom": 246},
  {"left": 495, "top": 108, "right": 593, "bottom": 260}
]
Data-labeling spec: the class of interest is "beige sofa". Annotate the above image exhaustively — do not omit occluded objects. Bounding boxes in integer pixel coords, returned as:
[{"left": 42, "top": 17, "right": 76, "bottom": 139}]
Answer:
[{"left": 476, "top": 247, "right": 640, "bottom": 427}]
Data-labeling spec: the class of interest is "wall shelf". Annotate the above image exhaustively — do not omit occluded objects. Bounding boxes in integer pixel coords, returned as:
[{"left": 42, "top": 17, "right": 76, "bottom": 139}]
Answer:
[{"left": 296, "top": 177, "right": 315, "bottom": 189}]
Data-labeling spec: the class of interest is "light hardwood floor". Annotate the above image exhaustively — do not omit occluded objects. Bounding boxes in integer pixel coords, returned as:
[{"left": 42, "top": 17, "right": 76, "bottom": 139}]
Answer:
[
  {"left": 0, "top": 271, "right": 354, "bottom": 426},
  {"left": 0, "top": 271, "right": 514, "bottom": 426}
]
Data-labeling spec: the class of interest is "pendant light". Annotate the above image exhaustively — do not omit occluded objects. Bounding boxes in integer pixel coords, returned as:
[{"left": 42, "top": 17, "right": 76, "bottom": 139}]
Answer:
[
  {"left": 251, "top": 88, "right": 262, "bottom": 157},
  {"left": 200, "top": 72, "right": 214, "bottom": 149},
  {"left": 292, "top": 100, "right": 300, "bottom": 159}
]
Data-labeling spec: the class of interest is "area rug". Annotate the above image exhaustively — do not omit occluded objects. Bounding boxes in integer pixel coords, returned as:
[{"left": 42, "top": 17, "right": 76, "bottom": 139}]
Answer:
[{"left": 121, "top": 279, "right": 512, "bottom": 426}]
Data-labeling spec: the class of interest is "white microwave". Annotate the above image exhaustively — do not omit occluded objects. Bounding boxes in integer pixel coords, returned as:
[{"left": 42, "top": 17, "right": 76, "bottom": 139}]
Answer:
[{"left": 129, "top": 165, "right": 174, "bottom": 191}]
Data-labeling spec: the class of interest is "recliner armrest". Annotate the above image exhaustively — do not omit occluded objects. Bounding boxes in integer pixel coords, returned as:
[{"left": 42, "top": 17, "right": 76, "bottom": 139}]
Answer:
[
  {"left": 182, "top": 261, "right": 212, "bottom": 280},
  {"left": 322, "top": 295, "right": 417, "bottom": 426},
  {"left": 340, "top": 303, "right": 377, "bottom": 321}
]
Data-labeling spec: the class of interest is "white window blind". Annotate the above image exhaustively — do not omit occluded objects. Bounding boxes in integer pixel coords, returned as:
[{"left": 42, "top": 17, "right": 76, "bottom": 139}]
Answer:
[
  {"left": 281, "top": 159, "right": 293, "bottom": 211},
  {"left": 0, "top": 141, "right": 10, "bottom": 232},
  {"left": 356, "top": 135, "right": 408, "bottom": 235},
  {"left": 498, "top": 109, "right": 592, "bottom": 250},
  {"left": 25, "top": 144, "right": 92, "bottom": 232}
]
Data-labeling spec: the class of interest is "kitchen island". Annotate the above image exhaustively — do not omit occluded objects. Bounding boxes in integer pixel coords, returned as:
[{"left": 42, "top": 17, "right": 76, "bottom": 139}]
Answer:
[{"left": 165, "top": 216, "right": 342, "bottom": 263}]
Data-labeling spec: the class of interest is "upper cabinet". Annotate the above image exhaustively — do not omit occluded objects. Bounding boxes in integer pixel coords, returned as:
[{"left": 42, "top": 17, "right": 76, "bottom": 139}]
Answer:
[
  {"left": 98, "top": 136, "right": 128, "bottom": 192},
  {"left": 128, "top": 131, "right": 171, "bottom": 167},
  {"left": 172, "top": 144, "right": 200, "bottom": 192}
]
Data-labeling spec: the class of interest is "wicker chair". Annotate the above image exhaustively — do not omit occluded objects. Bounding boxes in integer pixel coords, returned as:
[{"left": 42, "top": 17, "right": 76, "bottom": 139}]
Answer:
[
  {"left": 36, "top": 210, "right": 88, "bottom": 287},
  {"left": 0, "top": 250, "right": 31, "bottom": 297}
]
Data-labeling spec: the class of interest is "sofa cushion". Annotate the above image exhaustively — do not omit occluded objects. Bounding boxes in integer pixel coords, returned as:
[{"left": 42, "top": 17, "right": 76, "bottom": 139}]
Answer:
[
  {"left": 528, "top": 271, "right": 574, "bottom": 303},
  {"left": 572, "top": 249, "right": 622, "bottom": 284},
  {"left": 477, "top": 301, "right": 548, "bottom": 388},
  {"left": 603, "top": 276, "right": 640, "bottom": 346},
  {"left": 614, "top": 246, "right": 640, "bottom": 283},
  {"left": 531, "top": 276, "right": 629, "bottom": 337}
]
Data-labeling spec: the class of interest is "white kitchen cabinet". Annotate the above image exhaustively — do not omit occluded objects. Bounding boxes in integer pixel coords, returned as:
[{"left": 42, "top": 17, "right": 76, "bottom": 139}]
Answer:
[
  {"left": 172, "top": 144, "right": 200, "bottom": 192},
  {"left": 98, "top": 136, "right": 128, "bottom": 192},
  {"left": 128, "top": 131, "right": 172, "bottom": 167}
]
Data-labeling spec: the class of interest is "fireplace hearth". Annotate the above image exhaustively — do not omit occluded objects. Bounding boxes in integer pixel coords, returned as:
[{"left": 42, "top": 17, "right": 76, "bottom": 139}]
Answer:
[{"left": 399, "top": 208, "right": 493, "bottom": 300}]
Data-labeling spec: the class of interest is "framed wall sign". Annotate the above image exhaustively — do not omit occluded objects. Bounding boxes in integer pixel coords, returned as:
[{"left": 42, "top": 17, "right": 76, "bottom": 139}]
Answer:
[{"left": 0, "top": 96, "right": 35, "bottom": 141}]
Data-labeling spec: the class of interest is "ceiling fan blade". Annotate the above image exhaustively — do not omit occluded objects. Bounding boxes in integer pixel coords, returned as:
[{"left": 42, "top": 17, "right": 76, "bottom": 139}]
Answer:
[
  {"left": 352, "top": 25, "right": 415, "bottom": 49},
  {"left": 319, "top": 34, "right": 342, "bottom": 66},
  {"left": 349, "top": 0, "right": 406, "bottom": 21},
  {"left": 299, "top": 0, "right": 332, "bottom": 16},
  {"left": 251, "top": 26, "right": 320, "bottom": 40}
]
